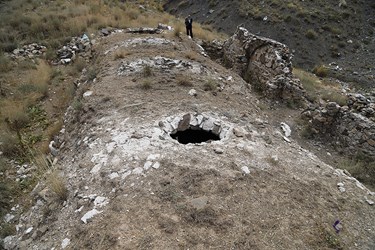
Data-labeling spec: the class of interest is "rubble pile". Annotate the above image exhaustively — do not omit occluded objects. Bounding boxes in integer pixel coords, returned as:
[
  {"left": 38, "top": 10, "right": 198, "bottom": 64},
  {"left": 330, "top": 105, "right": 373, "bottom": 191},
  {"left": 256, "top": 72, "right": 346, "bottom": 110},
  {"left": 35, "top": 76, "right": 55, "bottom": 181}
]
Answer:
[
  {"left": 56, "top": 34, "right": 93, "bottom": 64},
  {"left": 347, "top": 93, "right": 375, "bottom": 119},
  {"left": 11, "top": 44, "right": 47, "bottom": 59}
]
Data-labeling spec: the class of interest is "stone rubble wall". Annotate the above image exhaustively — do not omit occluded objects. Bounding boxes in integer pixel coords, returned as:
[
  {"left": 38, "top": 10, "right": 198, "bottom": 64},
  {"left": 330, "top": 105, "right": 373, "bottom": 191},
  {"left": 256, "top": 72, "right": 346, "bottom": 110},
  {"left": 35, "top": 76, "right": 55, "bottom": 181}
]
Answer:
[
  {"left": 302, "top": 92, "right": 375, "bottom": 157},
  {"left": 221, "top": 27, "right": 306, "bottom": 103},
  {"left": 10, "top": 43, "right": 47, "bottom": 59}
]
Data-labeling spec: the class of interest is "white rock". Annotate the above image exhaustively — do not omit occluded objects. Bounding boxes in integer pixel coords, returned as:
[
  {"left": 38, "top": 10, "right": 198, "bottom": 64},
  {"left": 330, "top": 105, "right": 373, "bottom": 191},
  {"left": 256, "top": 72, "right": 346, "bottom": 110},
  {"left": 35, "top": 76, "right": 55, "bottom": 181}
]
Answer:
[
  {"left": 3, "top": 213, "right": 15, "bottom": 223},
  {"left": 280, "top": 122, "right": 291, "bottom": 137},
  {"left": 83, "top": 91, "right": 93, "bottom": 97},
  {"left": 196, "top": 115, "right": 204, "bottom": 125},
  {"left": 75, "top": 206, "right": 84, "bottom": 213},
  {"left": 122, "top": 170, "right": 132, "bottom": 179},
  {"left": 241, "top": 166, "right": 250, "bottom": 175},
  {"left": 147, "top": 154, "right": 160, "bottom": 161},
  {"left": 356, "top": 181, "right": 365, "bottom": 190},
  {"left": 3, "top": 236, "right": 16, "bottom": 250},
  {"left": 143, "top": 161, "right": 153, "bottom": 170},
  {"left": 188, "top": 89, "right": 197, "bottom": 96},
  {"left": 90, "top": 164, "right": 102, "bottom": 174},
  {"left": 108, "top": 172, "right": 119, "bottom": 179},
  {"left": 25, "top": 227, "right": 33, "bottom": 234},
  {"left": 214, "top": 148, "right": 224, "bottom": 154},
  {"left": 61, "top": 238, "right": 71, "bottom": 249},
  {"left": 106, "top": 142, "right": 116, "bottom": 154},
  {"left": 202, "top": 118, "right": 215, "bottom": 131},
  {"left": 365, "top": 197, "right": 374, "bottom": 205},
  {"left": 233, "top": 127, "right": 248, "bottom": 137},
  {"left": 81, "top": 209, "right": 102, "bottom": 224},
  {"left": 94, "top": 196, "right": 109, "bottom": 208},
  {"left": 132, "top": 167, "right": 143, "bottom": 175},
  {"left": 152, "top": 162, "right": 160, "bottom": 169},
  {"left": 283, "top": 136, "right": 291, "bottom": 143}
]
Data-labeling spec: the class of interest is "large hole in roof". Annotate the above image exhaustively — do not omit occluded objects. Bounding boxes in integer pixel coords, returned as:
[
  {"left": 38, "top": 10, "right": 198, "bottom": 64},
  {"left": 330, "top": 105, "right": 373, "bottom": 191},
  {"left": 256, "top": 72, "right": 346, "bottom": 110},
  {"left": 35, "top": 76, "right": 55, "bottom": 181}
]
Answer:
[{"left": 170, "top": 128, "right": 220, "bottom": 144}]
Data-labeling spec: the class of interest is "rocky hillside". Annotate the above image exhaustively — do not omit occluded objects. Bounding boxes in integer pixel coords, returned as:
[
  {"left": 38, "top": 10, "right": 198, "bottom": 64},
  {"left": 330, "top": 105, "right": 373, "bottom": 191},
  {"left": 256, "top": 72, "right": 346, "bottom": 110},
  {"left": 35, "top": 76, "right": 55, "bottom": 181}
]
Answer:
[
  {"left": 2, "top": 25, "right": 375, "bottom": 249},
  {"left": 164, "top": 0, "right": 375, "bottom": 88}
]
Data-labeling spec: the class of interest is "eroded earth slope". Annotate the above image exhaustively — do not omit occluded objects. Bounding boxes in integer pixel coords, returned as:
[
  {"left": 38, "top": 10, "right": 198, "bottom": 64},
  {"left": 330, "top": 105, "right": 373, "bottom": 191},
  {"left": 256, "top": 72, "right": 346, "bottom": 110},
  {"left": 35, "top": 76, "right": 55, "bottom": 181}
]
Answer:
[{"left": 3, "top": 30, "right": 375, "bottom": 249}]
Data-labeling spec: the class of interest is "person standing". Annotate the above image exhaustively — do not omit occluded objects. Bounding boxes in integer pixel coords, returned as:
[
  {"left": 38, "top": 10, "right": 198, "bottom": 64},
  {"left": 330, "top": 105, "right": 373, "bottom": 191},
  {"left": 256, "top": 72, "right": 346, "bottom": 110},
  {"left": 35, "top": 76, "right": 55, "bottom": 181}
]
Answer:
[{"left": 185, "top": 15, "right": 193, "bottom": 38}]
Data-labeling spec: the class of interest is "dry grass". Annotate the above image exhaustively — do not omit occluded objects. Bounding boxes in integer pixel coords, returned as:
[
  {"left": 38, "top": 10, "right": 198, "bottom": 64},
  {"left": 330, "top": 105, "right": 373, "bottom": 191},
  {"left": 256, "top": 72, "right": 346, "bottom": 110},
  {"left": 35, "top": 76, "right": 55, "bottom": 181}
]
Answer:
[
  {"left": 293, "top": 68, "right": 346, "bottom": 104},
  {"left": 339, "top": 155, "right": 375, "bottom": 190}
]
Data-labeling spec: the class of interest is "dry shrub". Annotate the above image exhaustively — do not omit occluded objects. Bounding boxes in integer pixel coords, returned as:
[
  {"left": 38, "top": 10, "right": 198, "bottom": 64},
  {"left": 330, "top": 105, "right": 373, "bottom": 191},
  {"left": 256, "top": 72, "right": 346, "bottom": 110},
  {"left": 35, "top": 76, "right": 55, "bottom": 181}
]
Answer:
[
  {"left": 28, "top": 60, "right": 52, "bottom": 98},
  {"left": 203, "top": 78, "right": 217, "bottom": 91},
  {"left": 305, "top": 29, "right": 318, "bottom": 40},
  {"left": 142, "top": 65, "right": 153, "bottom": 77},
  {"left": 114, "top": 49, "right": 131, "bottom": 60},
  {"left": 47, "top": 171, "right": 68, "bottom": 202},
  {"left": 0, "top": 55, "right": 12, "bottom": 72},
  {"left": 0, "top": 132, "right": 20, "bottom": 157},
  {"left": 174, "top": 24, "right": 183, "bottom": 38},
  {"left": 140, "top": 79, "right": 152, "bottom": 90},
  {"left": 177, "top": 75, "right": 193, "bottom": 87},
  {"left": 3, "top": 104, "right": 30, "bottom": 133},
  {"left": 184, "top": 50, "right": 199, "bottom": 61},
  {"left": 313, "top": 65, "right": 329, "bottom": 78}
]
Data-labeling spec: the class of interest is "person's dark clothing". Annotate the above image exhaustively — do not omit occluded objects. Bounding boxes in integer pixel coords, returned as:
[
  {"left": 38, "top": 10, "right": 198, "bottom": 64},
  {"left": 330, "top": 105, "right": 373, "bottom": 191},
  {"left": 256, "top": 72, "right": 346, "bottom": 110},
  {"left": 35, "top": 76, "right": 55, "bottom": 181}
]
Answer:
[{"left": 185, "top": 17, "right": 193, "bottom": 38}]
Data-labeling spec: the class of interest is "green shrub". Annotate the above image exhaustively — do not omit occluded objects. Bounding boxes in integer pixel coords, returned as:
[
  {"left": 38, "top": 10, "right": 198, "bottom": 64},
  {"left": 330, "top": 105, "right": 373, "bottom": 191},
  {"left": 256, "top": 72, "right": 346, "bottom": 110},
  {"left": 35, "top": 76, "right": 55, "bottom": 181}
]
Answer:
[
  {"left": 305, "top": 29, "right": 318, "bottom": 40},
  {"left": 72, "top": 99, "right": 82, "bottom": 110}
]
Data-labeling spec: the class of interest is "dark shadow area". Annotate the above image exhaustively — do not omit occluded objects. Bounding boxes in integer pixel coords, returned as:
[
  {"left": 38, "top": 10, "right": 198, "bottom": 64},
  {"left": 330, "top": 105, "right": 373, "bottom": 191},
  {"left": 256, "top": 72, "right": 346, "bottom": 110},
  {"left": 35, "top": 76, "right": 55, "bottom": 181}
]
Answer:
[{"left": 170, "top": 128, "right": 220, "bottom": 144}]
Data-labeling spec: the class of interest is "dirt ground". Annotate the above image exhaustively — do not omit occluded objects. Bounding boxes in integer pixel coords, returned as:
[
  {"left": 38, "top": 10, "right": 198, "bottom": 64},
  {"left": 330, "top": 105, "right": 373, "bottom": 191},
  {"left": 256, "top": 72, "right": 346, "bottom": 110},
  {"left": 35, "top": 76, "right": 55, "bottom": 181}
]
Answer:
[{"left": 5, "top": 30, "right": 375, "bottom": 250}]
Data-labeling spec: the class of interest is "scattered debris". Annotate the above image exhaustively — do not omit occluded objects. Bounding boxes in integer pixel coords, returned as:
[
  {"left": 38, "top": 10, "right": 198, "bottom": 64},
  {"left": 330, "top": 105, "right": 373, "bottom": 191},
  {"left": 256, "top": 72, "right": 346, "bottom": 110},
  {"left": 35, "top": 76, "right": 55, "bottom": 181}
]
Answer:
[
  {"left": 337, "top": 183, "right": 346, "bottom": 193},
  {"left": 81, "top": 209, "right": 102, "bottom": 224},
  {"left": 365, "top": 197, "right": 374, "bottom": 205},
  {"left": 333, "top": 220, "right": 342, "bottom": 233},
  {"left": 280, "top": 122, "right": 291, "bottom": 137},
  {"left": 241, "top": 166, "right": 250, "bottom": 174},
  {"left": 188, "top": 89, "right": 197, "bottom": 96},
  {"left": 61, "top": 238, "right": 71, "bottom": 249}
]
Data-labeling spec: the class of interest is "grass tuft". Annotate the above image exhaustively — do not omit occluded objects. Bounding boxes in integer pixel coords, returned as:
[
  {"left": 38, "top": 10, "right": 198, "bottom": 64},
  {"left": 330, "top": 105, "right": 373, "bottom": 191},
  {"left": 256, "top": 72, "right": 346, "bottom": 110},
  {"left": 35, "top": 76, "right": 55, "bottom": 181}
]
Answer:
[
  {"left": 142, "top": 65, "right": 153, "bottom": 77},
  {"left": 203, "top": 78, "right": 217, "bottom": 91},
  {"left": 140, "top": 79, "right": 152, "bottom": 90},
  {"left": 312, "top": 65, "right": 329, "bottom": 78},
  {"left": 47, "top": 171, "right": 68, "bottom": 202}
]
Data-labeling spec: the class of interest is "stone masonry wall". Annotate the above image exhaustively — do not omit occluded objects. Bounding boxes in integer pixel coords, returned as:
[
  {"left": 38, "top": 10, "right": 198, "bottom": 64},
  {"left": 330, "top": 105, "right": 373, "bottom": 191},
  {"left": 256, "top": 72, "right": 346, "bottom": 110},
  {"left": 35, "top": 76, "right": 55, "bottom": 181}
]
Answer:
[
  {"left": 221, "top": 27, "right": 306, "bottom": 103},
  {"left": 302, "top": 92, "right": 375, "bottom": 157}
]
